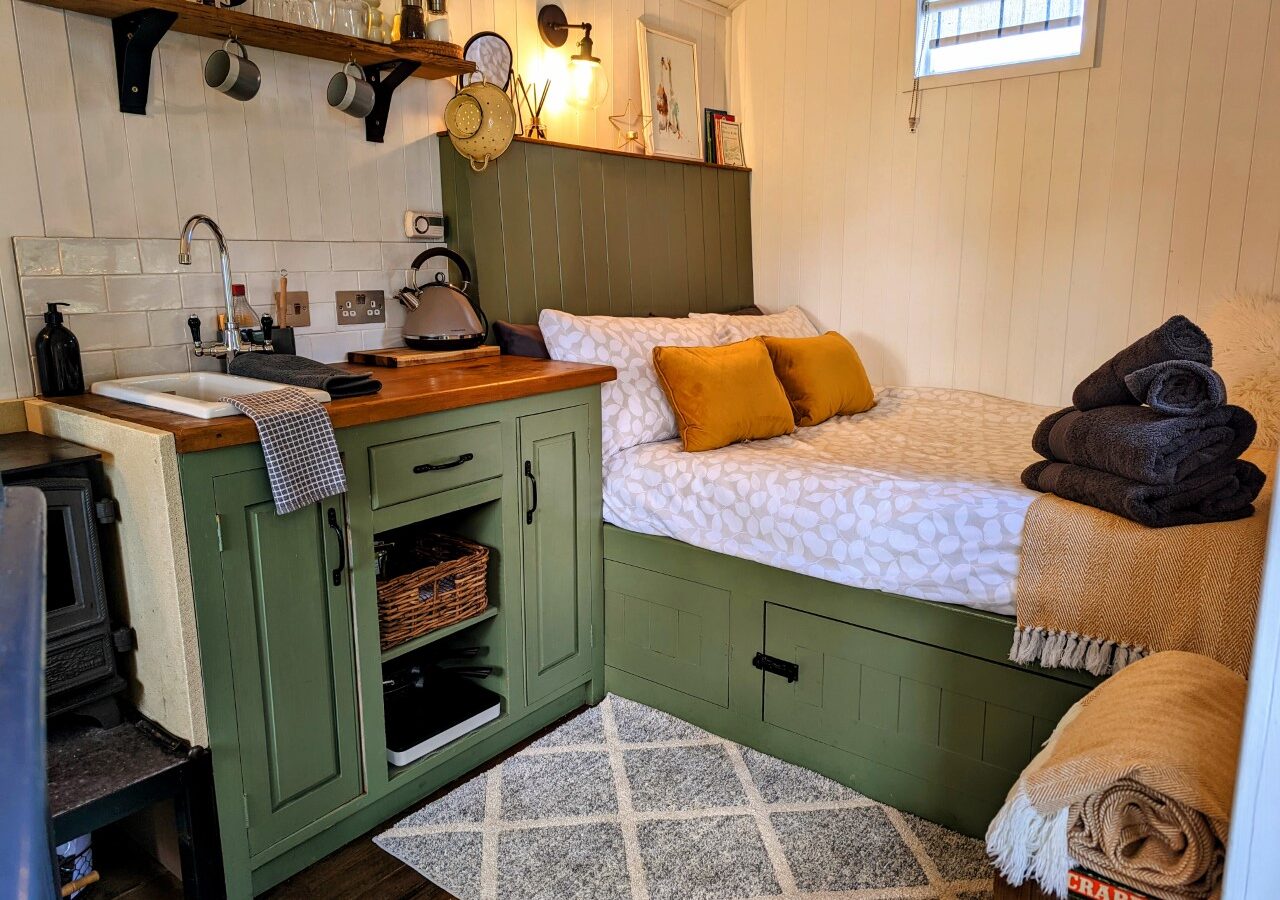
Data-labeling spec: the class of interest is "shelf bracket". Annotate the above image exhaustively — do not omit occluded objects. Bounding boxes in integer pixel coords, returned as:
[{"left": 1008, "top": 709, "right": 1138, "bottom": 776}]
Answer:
[
  {"left": 362, "top": 59, "right": 419, "bottom": 143},
  {"left": 112, "top": 7, "right": 178, "bottom": 115}
]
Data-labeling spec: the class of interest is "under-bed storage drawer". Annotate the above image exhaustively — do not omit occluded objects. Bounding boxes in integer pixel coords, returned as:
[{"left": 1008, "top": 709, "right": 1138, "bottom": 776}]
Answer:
[
  {"left": 605, "top": 562, "right": 730, "bottom": 707},
  {"left": 368, "top": 422, "right": 502, "bottom": 510},
  {"left": 762, "top": 603, "right": 1083, "bottom": 795}
]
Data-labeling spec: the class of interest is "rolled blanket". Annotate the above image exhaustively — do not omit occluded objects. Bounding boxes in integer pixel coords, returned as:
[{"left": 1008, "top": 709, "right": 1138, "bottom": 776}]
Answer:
[
  {"left": 1124, "top": 360, "right": 1227, "bottom": 416},
  {"left": 1074, "top": 316, "right": 1212, "bottom": 410},
  {"left": 227, "top": 352, "right": 382, "bottom": 399},
  {"left": 987, "top": 651, "right": 1244, "bottom": 900},
  {"left": 1022, "top": 457, "right": 1264, "bottom": 527},
  {"left": 1032, "top": 404, "right": 1257, "bottom": 485}
]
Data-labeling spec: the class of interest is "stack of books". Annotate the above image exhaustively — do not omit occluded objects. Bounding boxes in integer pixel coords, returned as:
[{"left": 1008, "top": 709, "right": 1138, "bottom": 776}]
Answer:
[{"left": 703, "top": 108, "right": 745, "bottom": 167}]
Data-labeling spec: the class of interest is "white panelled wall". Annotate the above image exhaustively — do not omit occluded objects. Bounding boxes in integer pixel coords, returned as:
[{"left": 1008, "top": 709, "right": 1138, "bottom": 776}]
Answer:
[
  {"left": 0, "top": 0, "right": 730, "bottom": 398},
  {"left": 731, "top": 0, "right": 1280, "bottom": 405}
]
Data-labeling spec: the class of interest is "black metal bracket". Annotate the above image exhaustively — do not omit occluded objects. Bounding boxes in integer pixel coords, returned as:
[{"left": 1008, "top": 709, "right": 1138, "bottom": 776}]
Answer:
[
  {"left": 112, "top": 8, "right": 178, "bottom": 115},
  {"left": 362, "top": 59, "right": 419, "bottom": 143},
  {"left": 752, "top": 652, "right": 799, "bottom": 683}
]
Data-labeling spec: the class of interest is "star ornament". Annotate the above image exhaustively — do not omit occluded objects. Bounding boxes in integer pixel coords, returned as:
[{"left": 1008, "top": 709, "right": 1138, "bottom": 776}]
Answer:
[{"left": 609, "top": 99, "right": 652, "bottom": 153}]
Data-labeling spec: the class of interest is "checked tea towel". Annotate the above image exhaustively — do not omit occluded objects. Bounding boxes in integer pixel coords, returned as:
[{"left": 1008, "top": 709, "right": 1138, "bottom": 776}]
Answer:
[{"left": 224, "top": 388, "right": 347, "bottom": 514}]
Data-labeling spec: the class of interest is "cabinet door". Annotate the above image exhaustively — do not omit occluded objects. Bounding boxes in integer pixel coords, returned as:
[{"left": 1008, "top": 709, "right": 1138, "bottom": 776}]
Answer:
[
  {"left": 213, "top": 469, "right": 363, "bottom": 856},
  {"left": 519, "top": 406, "right": 594, "bottom": 704}
]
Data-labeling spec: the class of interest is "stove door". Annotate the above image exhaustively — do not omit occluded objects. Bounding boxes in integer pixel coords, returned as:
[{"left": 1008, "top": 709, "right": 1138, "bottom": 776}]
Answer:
[{"left": 19, "top": 477, "right": 107, "bottom": 641}]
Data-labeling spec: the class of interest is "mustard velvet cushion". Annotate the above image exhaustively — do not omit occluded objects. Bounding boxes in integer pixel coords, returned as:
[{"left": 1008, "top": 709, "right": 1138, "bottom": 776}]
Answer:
[
  {"left": 652, "top": 338, "right": 796, "bottom": 452},
  {"left": 764, "top": 332, "right": 876, "bottom": 426}
]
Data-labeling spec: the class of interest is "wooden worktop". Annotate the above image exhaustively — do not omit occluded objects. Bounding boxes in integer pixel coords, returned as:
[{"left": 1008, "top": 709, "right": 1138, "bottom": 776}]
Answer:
[{"left": 45, "top": 356, "right": 616, "bottom": 454}]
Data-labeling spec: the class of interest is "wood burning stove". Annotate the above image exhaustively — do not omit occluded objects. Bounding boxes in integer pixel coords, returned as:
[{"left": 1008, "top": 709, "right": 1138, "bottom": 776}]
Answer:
[{"left": 0, "top": 432, "right": 133, "bottom": 725}]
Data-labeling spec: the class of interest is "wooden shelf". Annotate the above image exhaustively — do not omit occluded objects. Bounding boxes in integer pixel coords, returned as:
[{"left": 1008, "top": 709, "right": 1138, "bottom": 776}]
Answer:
[
  {"left": 380, "top": 606, "right": 499, "bottom": 664},
  {"left": 439, "top": 131, "right": 751, "bottom": 172},
  {"left": 23, "top": 0, "right": 476, "bottom": 80}
]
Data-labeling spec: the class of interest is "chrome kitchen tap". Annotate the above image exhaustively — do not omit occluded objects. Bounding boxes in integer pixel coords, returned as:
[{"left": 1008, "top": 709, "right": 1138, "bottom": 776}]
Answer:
[{"left": 178, "top": 214, "right": 272, "bottom": 362}]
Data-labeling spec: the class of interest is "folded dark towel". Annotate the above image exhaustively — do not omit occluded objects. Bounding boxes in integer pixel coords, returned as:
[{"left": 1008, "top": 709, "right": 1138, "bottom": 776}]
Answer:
[
  {"left": 1034, "top": 404, "right": 1257, "bottom": 486},
  {"left": 1074, "top": 315, "right": 1212, "bottom": 410},
  {"left": 1124, "top": 360, "right": 1227, "bottom": 416},
  {"left": 1022, "top": 458, "right": 1265, "bottom": 527},
  {"left": 227, "top": 352, "right": 382, "bottom": 399}
]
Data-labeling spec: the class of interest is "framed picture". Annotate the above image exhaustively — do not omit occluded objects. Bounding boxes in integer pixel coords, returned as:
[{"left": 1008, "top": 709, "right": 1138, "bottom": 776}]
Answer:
[{"left": 636, "top": 22, "right": 702, "bottom": 161}]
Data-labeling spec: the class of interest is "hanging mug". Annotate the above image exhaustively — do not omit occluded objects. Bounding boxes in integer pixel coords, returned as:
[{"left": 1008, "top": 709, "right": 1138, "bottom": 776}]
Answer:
[
  {"left": 204, "top": 39, "right": 261, "bottom": 102},
  {"left": 327, "top": 62, "right": 376, "bottom": 118}
]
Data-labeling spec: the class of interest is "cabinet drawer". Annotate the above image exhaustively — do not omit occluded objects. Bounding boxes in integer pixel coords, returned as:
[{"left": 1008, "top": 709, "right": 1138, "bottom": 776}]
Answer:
[
  {"left": 368, "top": 422, "right": 503, "bottom": 509},
  {"left": 605, "top": 561, "right": 730, "bottom": 707}
]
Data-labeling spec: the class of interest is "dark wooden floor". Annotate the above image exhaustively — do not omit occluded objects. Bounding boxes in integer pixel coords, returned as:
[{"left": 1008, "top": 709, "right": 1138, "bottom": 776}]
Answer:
[{"left": 89, "top": 707, "right": 583, "bottom": 900}]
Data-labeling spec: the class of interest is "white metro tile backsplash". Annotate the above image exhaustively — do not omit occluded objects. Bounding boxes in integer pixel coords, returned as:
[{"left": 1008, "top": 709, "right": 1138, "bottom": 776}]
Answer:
[{"left": 16, "top": 236, "right": 424, "bottom": 385}]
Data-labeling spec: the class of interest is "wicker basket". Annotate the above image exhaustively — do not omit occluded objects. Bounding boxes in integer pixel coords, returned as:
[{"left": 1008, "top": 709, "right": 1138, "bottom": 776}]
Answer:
[{"left": 376, "top": 534, "right": 490, "bottom": 652}]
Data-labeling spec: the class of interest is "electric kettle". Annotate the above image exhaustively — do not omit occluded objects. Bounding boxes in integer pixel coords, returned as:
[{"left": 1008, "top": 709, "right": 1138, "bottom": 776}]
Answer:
[{"left": 394, "top": 248, "right": 488, "bottom": 350}]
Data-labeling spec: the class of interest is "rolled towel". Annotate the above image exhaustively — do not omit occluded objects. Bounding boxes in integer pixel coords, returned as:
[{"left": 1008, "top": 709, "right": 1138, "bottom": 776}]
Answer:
[
  {"left": 987, "top": 651, "right": 1244, "bottom": 900},
  {"left": 1021, "top": 458, "right": 1265, "bottom": 527},
  {"left": 227, "top": 352, "right": 382, "bottom": 399},
  {"left": 1124, "top": 360, "right": 1227, "bottom": 416},
  {"left": 1033, "top": 404, "right": 1257, "bottom": 485},
  {"left": 1074, "top": 316, "right": 1212, "bottom": 410}
]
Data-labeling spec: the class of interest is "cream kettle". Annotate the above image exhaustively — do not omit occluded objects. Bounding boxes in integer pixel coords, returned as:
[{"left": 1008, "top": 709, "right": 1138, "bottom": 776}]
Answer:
[
  {"left": 393, "top": 248, "right": 488, "bottom": 351},
  {"left": 444, "top": 77, "right": 516, "bottom": 172}
]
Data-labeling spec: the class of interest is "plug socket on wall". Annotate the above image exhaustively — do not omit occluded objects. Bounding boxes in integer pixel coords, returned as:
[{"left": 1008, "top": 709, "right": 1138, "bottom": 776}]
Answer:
[
  {"left": 337, "top": 290, "right": 386, "bottom": 325},
  {"left": 273, "top": 291, "right": 311, "bottom": 327}
]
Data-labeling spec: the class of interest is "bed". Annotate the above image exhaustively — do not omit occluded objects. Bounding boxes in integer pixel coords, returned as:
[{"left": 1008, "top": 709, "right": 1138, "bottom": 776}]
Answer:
[
  {"left": 597, "top": 384, "right": 1098, "bottom": 839},
  {"left": 603, "top": 385, "right": 1046, "bottom": 616}
]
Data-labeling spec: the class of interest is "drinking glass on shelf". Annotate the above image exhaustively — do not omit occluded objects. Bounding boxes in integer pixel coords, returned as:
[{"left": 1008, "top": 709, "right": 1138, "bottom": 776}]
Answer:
[
  {"left": 253, "top": 0, "right": 285, "bottom": 19},
  {"left": 331, "top": 0, "right": 367, "bottom": 37},
  {"left": 313, "top": 0, "right": 335, "bottom": 31},
  {"left": 283, "top": 0, "right": 319, "bottom": 28}
]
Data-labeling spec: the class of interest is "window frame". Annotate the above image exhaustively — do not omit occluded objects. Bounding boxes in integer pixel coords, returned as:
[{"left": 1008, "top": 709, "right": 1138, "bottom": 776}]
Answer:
[{"left": 898, "top": 0, "right": 1103, "bottom": 93}]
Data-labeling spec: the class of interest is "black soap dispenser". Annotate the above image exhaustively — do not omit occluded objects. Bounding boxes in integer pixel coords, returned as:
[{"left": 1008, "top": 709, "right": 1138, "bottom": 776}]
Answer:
[{"left": 34, "top": 302, "right": 84, "bottom": 396}]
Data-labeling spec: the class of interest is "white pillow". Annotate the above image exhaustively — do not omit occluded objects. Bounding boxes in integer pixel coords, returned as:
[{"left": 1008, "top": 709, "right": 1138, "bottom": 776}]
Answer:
[
  {"left": 1205, "top": 293, "right": 1280, "bottom": 449},
  {"left": 539, "top": 310, "right": 721, "bottom": 457},
  {"left": 691, "top": 306, "right": 820, "bottom": 343}
]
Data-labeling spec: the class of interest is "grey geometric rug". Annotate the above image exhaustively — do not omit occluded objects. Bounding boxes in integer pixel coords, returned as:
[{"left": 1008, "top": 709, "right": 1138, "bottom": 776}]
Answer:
[{"left": 375, "top": 694, "right": 993, "bottom": 900}]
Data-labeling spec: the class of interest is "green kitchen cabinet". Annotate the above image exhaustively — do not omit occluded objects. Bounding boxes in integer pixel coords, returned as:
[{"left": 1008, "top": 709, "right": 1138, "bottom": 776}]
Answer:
[
  {"left": 212, "top": 469, "right": 363, "bottom": 857},
  {"left": 180, "top": 385, "right": 606, "bottom": 896},
  {"left": 519, "top": 405, "right": 596, "bottom": 704}
]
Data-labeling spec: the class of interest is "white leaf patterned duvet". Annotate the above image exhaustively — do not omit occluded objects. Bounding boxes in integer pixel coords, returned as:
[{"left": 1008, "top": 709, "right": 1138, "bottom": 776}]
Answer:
[{"left": 603, "top": 387, "right": 1051, "bottom": 616}]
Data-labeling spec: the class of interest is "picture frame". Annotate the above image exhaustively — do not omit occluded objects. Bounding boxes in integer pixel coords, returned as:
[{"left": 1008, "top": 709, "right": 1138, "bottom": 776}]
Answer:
[{"left": 636, "top": 21, "right": 702, "bottom": 161}]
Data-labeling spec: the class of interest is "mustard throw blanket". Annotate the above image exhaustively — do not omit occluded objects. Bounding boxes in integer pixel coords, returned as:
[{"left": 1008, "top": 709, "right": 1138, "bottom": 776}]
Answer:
[
  {"left": 986, "top": 651, "right": 1245, "bottom": 900},
  {"left": 1011, "top": 447, "right": 1274, "bottom": 677}
]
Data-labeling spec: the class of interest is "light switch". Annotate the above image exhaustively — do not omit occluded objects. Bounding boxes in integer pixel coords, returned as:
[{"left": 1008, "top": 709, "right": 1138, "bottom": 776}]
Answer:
[
  {"left": 337, "top": 290, "right": 386, "bottom": 326},
  {"left": 273, "top": 291, "right": 311, "bottom": 327}
]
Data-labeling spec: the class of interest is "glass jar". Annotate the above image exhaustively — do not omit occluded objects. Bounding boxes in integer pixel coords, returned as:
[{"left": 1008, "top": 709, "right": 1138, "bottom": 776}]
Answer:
[
  {"left": 399, "top": 0, "right": 426, "bottom": 40},
  {"left": 425, "top": 0, "right": 449, "bottom": 42}
]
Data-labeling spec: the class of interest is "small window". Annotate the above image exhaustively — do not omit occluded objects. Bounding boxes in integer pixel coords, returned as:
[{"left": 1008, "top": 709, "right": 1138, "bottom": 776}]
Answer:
[{"left": 904, "top": 0, "right": 1100, "bottom": 90}]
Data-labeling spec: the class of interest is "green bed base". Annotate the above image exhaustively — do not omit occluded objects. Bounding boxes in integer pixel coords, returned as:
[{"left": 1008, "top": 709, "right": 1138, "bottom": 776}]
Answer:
[{"left": 602, "top": 525, "right": 1098, "bottom": 838}]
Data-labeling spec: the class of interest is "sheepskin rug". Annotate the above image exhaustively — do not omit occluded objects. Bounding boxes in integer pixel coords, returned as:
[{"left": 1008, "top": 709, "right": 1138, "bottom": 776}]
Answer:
[{"left": 1205, "top": 293, "right": 1280, "bottom": 449}]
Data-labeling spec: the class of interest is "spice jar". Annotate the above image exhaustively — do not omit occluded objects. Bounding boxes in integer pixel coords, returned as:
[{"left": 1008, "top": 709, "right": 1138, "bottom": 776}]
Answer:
[
  {"left": 425, "top": 0, "right": 449, "bottom": 42},
  {"left": 399, "top": 0, "right": 425, "bottom": 40}
]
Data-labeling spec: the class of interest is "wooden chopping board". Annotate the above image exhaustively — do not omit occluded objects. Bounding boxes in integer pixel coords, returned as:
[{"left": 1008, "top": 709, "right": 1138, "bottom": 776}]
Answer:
[{"left": 347, "top": 345, "right": 501, "bottom": 367}]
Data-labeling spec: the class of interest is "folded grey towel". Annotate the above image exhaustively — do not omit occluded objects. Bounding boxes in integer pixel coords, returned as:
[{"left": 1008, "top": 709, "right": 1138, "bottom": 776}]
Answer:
[
  {"left": 1124, "top": 360, "right": 1227, "bottom": 416},
  {"left": 223, "top": 388, "right": 347, "bottom": 515},
  {"left": 1034, "top": 405, "right": 1257, "bottom": 486},
  {"left": 1073, "top": 316, "right": 1212, "bottom": 410},
  {"left": 227, "top": 352, "right": 381, "bottom": 399},
  {"left": 1022, "top": 458, "right": 1265, "bottom": 528}
]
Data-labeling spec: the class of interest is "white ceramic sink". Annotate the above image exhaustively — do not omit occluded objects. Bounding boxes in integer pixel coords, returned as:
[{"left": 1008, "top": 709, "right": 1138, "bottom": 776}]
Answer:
[{"left": 91, "top": 372, "right": 331, "bottom": 419}]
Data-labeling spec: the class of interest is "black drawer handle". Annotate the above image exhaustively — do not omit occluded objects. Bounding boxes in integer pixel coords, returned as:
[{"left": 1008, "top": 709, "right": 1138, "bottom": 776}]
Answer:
[
  {"left": 327, "top": 507, "right": 346, "bottom": 586},
  {"left": 524, "top": 460, "right": 538, "bottom": 524},
  {"left": 413, "top": 453, "right": 474, "bottom": 474}
]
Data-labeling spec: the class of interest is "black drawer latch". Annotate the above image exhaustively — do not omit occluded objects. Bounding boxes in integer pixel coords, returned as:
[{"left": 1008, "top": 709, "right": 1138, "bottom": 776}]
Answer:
[{"left": 752, "top": 652, "right": 799, "bottom": 683}]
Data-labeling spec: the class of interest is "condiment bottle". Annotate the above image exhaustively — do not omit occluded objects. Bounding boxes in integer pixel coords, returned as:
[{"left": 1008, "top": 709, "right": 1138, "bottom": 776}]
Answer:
[
  {"left": 399, "top": 0, "right": 425, "bottom": 40},
  {"left": 425, "top": 0, "right": 449, "bottom": 41}
]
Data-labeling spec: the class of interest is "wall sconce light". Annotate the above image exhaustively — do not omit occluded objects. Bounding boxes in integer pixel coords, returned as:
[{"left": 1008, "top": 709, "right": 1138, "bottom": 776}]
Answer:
[{"left": 537, "top": 3, "right": 609, "bottom": 110}]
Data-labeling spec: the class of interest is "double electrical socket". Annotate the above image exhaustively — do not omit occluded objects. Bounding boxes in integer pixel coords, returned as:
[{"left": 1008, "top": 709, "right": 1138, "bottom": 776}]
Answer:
[{"left": 337, "top": 290, "right": 386, "bottom": 326}]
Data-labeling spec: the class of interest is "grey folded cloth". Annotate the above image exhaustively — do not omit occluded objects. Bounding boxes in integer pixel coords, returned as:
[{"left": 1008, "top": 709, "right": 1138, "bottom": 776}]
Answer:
[
  {"left": 223, "top": 388, "right": 347, "bottom": 515},
  {"left": 227, "top": 352, "right": 381, "bottom": 399},
  {"left": 1021, "top": 458, "right": 1265, "bottom": 528},
  {"left": 1034, "top": 405, "right": 1257, "bottom": 485},
  {"left": 1124, "top": 360, "right": 1227, "bottom": 416},
  {"left": 1074, "top": 315, "right": 1212, "bottom": 410}
]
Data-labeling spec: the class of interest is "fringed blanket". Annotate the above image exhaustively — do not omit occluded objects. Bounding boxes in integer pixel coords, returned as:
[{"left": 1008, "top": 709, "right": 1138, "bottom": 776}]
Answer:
[
  {"left": 987, "top": 651, "right": 1245, "bottom": 900},
  {"left": 1012, "top": 447, "right": 1274, "bottom": 677}
]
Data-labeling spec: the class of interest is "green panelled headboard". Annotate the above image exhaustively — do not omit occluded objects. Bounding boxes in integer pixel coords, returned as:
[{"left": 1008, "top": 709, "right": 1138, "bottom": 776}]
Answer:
[{"left": 438, "top": 136, "right": 753, "bottom": 323}]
